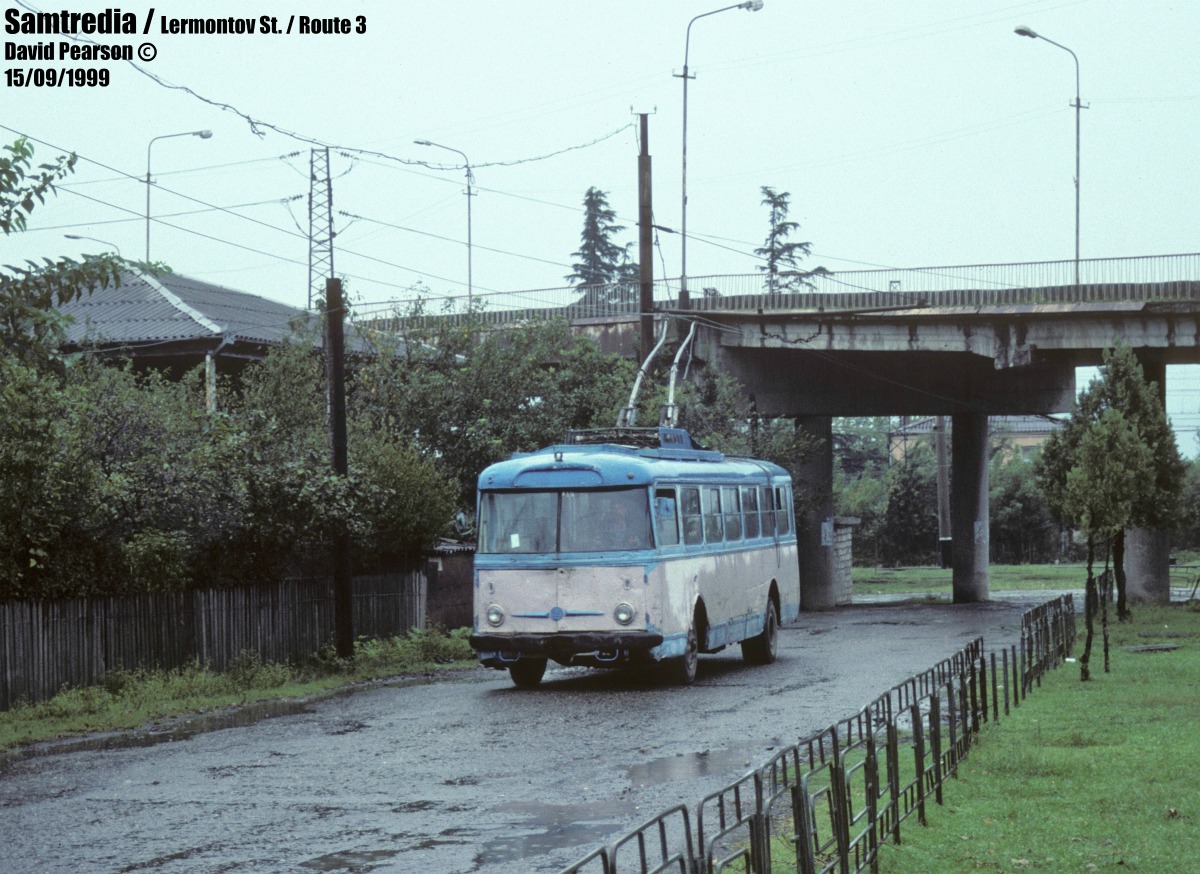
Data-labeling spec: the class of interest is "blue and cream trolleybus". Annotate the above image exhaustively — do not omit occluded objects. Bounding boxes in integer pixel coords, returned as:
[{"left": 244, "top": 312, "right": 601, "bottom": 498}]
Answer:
[{"left": 469, "top": 427, "right": 801, "bottom": 687}]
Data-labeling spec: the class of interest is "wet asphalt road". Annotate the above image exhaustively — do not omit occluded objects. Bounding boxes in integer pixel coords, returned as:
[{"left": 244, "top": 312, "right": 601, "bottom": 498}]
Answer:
[{"left": 0, "top": 596, "right": 1045, "bottom": 874}]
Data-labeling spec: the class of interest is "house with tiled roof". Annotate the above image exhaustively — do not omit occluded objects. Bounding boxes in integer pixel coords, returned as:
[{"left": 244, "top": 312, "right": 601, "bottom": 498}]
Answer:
[
  {"left": 888, "top": 415, "right": 1064, "bottom": 462},
  {"left": 55, "top": 268, "right": 326, "bottom": 410},
  {"left": 58, "top": 267, "right": 313, "bottom": 372}
]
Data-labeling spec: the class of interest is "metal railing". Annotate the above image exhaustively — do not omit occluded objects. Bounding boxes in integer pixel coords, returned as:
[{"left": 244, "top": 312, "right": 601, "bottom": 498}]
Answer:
[
  {"left": 365, "top": 254, "right": 1199, "bottom": 331},
  {"left": 557, "top": 595, "right": 1076, "bottom": 874}
]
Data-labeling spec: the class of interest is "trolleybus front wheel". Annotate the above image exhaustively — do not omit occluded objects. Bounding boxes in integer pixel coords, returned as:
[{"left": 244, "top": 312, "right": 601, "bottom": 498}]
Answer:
[
  {"left": 509, "top": 657, "right": 548, "bottom": 689},
  {"left": 741, "top": 598, "right": 779, "bottom": 665},
  {"left": 663, "top": 623, "right": 698, "bottom": 686}
]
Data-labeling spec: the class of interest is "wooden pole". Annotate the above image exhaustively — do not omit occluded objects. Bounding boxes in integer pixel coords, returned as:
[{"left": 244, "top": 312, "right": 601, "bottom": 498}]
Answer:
[{"left": 325, "top": 277, "right": 354, "bottom": 659}]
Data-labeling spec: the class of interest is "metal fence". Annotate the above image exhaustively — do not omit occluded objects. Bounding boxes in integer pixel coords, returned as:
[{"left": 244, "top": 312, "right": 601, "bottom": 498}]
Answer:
[
  {"left": 364, "top": 253, "right": 1199, "bottom": 329},
  {"left": 558, "top": 594, "right": 1076, "bottom": 874},
  {"left": 0, "top": 571, "right": 427, "bottom": 710}
]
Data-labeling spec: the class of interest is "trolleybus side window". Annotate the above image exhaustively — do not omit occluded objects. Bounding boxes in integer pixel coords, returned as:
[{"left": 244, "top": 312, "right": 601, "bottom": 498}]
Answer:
[
  {"left": 741, "top": 486, "right": 760, "bottom": 539},
  {"left": 681, "top": 487, "right": 703, "bottom": 545},
  {"left": 703, "top": 487, "right": 724, "bottom": 543},
  {"left": 722, "top": 487, "right": 742, "bottom": 541},
  {"left": 760, "top": 486, "right": 776, "bottom": 536},
  {"left": 775, "top": 485, "right": 792, "bottom": 535},
  {"left": 655, "top": 488, "right": 680, "bottom": 547}
]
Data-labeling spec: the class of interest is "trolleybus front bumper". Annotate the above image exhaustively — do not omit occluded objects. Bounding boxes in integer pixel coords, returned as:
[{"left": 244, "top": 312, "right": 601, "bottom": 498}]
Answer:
[{"left": 470, "top": 631, "right": 664, "bottom": 665}]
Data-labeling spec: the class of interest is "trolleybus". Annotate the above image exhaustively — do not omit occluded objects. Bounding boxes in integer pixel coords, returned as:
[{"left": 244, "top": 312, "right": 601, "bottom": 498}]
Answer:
[{"left": 469, "top": 427, "right": 801, "bottom": 687}]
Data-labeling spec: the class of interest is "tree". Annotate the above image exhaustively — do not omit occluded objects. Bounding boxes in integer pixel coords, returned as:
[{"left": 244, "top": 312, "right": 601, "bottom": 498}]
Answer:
[
  {"left": 362, "top": 315, "right": 637, "bottom": 509},
  {"left": 1087, "top": 346, "right": 1186, "bottom": 618},
  {"left": 565, "top": 187, "right": 637, "bottom": 307},
  {"left": 1, "top": 139, "right": 121, "bottom": 369},
  {"left": 832, "top": 418, "right": 894, "bottom": 564},
  {"left": 754, "top": 186, "right": 826, "bottom": 294},
  {"left": 1036, "top": 343, "right": 1185, "bottom": 678},
  {"left": 1038, "top": 344, "right": 1185, "bottom": 621},
  {"left": 878, "top": 446, "right": 940, "bottom": 566},
  {"left": 989, "top": 451, "right": 1056, "bottom": 564},
  {"left": 1174, "top": 458, "right": 1200, "bottom": 552}
]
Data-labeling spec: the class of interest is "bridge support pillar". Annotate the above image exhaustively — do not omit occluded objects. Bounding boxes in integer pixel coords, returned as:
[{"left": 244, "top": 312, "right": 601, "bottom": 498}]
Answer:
[
  {"left": 1126, "top": 359, "right": 1172, "bottom": 603},
  {"left": 795, "top": 416, "right": 836, "bottom": 611},
  {"left": 950, "top": 412, "right": 990, "bottom": 603}
]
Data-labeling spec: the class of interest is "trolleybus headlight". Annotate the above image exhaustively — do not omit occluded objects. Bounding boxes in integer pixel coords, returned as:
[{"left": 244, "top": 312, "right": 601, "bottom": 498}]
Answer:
[
  {"left": 486, "top": 604, "right": 505, "bottom": 627},
  {"left": 613, "top": 602, "right": 635, "bottom": 625}
]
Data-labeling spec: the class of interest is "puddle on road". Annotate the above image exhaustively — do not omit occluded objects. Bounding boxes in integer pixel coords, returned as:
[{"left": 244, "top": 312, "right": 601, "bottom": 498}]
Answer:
[
  {"left": 299, "top": 848, "right": 399, "bottom": 871},
  {"left": 475, "top": 798, "right": 640, "bottom": 865},
  {"left": 473, "top": 740, "right": 782, "bottom": 866},
  {"left": 625, "top": 740, "right": 784, "bottom": 787},
  {"left": 476, "top": 821, "right": 622, "bottom": 866}
]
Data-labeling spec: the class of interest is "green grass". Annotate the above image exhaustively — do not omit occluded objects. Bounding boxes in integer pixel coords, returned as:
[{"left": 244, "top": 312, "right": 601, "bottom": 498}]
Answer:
[
  {"left": 875, "top": 603, "right": 1200, "bottom": 873},
  {"left": 852, "top": 562, "right": 1200, "bottom": 597},
  {"left": 853, "top": 563, "right": 1088, "bottom": 595},
  {"left": 0, "top": 627, "right": 475, "bottom": 752}
]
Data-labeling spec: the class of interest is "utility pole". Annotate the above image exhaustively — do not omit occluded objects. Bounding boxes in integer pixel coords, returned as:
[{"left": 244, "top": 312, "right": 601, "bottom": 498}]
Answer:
[
  {"left": 324, "top": 276, "right": 354, "bottom": 659},
  {"left": 935, "top": 415, "right": 952, "bottom": 568},
  {"left": 308, "top": 149, "right": 334, "bottom": 311},
  {"left": 637, "top": 113, "right": 655, "bottom": 363}
]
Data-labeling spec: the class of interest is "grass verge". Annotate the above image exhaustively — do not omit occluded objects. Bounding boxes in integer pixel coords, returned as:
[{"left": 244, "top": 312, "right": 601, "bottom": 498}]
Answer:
[
  {"left": 0, "top": 627, "right": 475, "bottom": 753},
  {"left": 853, "top": 562, "right": 1200, "bottom": 597},
  {"left": 876, "top": 603, "right": 1200, "bottom": 873}
]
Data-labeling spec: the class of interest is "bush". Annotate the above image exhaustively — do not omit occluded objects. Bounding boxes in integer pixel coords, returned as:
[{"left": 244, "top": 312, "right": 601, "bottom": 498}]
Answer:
[{"left": 225, "top": 649, "right": 290, "bottom": 691}]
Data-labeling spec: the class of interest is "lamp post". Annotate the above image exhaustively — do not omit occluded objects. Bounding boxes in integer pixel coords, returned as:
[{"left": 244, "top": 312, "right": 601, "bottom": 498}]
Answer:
[
  {"left": 146, "top": 129, "right": 212, "bottom": 262},
  {"left": 415, "top": 139, "right": 474, "bottom": 309},
  {"left": 1015, "top": 25, "right": 1082, "bottom": 288},
  {"left": 676, "top": 0, "right": 763, "bottom": 308},
  {"left": 65, "top": 234, "right": 122, "bottom": 257}
]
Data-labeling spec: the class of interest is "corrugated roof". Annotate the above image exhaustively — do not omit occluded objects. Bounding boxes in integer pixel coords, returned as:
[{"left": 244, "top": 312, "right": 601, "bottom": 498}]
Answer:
[{"left": 60, "top": 268, "right": 309, "bottom": 348}]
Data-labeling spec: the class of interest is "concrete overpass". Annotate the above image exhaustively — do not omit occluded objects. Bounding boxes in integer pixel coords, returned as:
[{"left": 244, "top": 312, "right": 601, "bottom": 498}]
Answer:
[
  {"left": 689, "top": 274, "right": 1199, "bottom": 609},
  {"left": 374, "top": 253, "right": 1200, "bottom": 607}
]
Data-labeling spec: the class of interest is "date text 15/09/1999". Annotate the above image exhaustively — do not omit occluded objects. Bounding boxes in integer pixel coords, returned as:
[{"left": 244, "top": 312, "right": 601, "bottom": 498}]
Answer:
[{"left": 7, "top": 68, "right": 110, "bottom": 87}]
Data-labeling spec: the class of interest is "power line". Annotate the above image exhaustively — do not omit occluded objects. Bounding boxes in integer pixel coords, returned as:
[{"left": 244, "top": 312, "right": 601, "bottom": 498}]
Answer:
[
  {"left": 41, "top": 195, "right": 302, "bottom": 232},
  {"left": 338, "top": 210, "right": 573, "bottom": 270},
  {"left": 57, "top": 153, "right": 304, "bottom": 187}
]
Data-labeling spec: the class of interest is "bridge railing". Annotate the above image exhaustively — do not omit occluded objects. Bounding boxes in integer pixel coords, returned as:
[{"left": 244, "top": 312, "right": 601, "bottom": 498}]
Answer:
[{"left": 363, "top": 253, "right": 1200, "bottom": 332}]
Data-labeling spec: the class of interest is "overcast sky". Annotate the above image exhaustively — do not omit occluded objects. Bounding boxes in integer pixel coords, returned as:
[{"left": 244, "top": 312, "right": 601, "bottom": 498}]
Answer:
[{"left": 5, "top": 0, "right": 1198, "bottom": 447}]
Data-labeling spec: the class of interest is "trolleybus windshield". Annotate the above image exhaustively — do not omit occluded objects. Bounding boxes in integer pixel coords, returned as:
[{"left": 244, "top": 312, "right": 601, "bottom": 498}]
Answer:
[{"left": 478, "top": 487, "right": 653, "bottom": 554}]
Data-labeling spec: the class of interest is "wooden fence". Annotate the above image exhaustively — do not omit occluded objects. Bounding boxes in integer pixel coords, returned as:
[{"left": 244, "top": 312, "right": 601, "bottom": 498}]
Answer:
[{"left": 0, "top": 571, "right": 426, "bottom": 710}]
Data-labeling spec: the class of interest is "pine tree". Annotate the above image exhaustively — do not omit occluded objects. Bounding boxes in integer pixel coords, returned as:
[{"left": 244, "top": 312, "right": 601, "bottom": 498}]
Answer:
[
  {"left": 754, "top": 186, "right": 825, "bottom": 293},
  {"left": 566, "top": 187, "right": 627, "bottom": 288}
]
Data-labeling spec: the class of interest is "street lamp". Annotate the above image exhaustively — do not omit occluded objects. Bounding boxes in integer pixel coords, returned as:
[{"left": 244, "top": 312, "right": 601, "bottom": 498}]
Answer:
[
  {"left": 676, "top": 0, "right": 764, "bottom": 308},
  {"left": 415, "top": 139, "right": 474, "bottom": 309},
  {"left": 146, "top": 129, "right": 212, "bottom": 261},
  {"left": 1015, "top": 25, "right": 1082, "bottom": 287},
  {"left": 65, "top": 234, "right": 122, "bottom": 257}
]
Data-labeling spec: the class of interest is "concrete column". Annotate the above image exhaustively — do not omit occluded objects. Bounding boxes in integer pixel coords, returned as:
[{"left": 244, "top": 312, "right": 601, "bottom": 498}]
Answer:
[
  {"left": 1126, "top": 359, "right": 1171, "bottom": 603},
  {"left": 950, "top": 412, "right": 990, "bottom": 603},
  {"left": 795, "top": 415, "right": 836, "bottom": 611}
]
